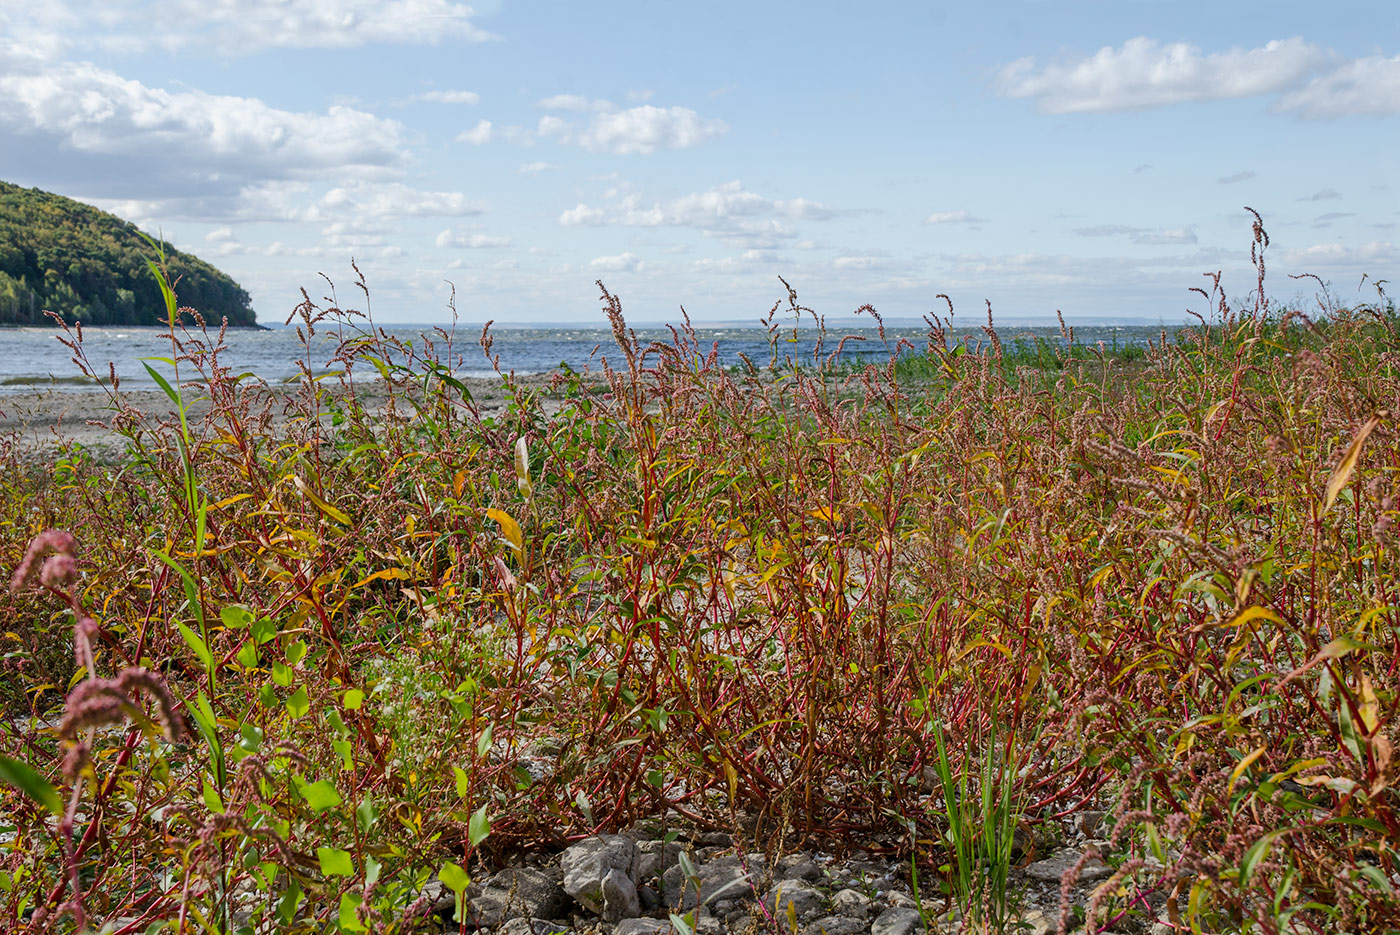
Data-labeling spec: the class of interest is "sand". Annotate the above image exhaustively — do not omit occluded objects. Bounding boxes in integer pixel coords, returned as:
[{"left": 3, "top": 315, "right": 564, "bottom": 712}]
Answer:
[{"left": 0, "top": 373, "right": 562, "bottom": 461}]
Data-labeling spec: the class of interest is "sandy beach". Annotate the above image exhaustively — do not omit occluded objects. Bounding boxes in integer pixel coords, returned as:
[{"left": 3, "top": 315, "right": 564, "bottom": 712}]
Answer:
[{"left": 0, "top": 373, "right": 561, "bottom": 461}]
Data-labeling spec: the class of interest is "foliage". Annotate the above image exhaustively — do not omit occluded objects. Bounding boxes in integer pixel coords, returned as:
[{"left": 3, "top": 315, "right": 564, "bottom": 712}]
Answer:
[
  {"left": 0, "top": 217, "right": 1396, "bottom": 933},
  {"left": 0, "top": 180, "right": 255, "bottom": 327}
]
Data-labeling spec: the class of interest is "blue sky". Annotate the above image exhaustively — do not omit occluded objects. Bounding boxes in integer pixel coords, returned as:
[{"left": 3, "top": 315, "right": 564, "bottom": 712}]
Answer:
[{"left": 0, "top": 1, "right": 1396, "bottom": 325}]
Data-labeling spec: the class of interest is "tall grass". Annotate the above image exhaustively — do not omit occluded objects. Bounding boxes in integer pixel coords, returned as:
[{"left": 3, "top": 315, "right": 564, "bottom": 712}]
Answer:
[{"left": 0, "top": 216, "right": 1396, "bottom": 933}]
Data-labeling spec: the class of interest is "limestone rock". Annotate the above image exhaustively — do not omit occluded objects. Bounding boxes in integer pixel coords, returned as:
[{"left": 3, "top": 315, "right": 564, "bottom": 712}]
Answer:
[
  {"left": 870, "top": 906, "right": 923, "bottom": 935},
  {"left": 761, "top": 880, "right": 825, "bottom": 921},
  {"left": 561, "top": 834, "right": 641, "bottom": 921},
  {"left": 1025, "top": 848, "right": 1112, "bottom": 884}
]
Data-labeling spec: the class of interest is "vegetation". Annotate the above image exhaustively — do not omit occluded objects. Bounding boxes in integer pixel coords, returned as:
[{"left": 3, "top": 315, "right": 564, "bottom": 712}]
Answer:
[
  {"left": 0, "top": 180, "right": 255, "bottom": 327},
  {"left": 0, "top": 216, "right": 1396, "bottom": 933}
]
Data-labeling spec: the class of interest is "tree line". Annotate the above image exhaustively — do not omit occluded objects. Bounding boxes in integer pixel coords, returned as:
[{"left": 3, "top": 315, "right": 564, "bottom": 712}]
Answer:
[{"left": 0, "top": 180, "right": 256, "bottom": 327}]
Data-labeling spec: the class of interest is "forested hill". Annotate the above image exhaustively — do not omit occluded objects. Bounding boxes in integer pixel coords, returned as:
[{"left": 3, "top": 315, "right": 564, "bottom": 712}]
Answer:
[{"left": 0, "top": 181, "right": 256, "bottom": 327}]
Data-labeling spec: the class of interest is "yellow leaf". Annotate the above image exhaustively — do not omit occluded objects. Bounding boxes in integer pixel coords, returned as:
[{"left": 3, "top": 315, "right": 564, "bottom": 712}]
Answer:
[
  {"left": 1358, "top": 675, "right": 1380, "bottom": 734},
  {"left": 208, "top": 493, "right": 252, "bottom": 511},
  {"left": 808, "top": 505, "right": 842, "bottom": 524},
  {"left": 1219, "top": 605, "right": 1283, "bottom": 629},
  {"left": 1227, "top": 746, "right": 1267, "bottom": 798},
  {"left": 292, "top": 475, "right": 351, "bottom": 525},
  {"left": 352, "top": 568, "right": 409, "bottom": 590},
  {"left": 487, "top": 509, "right": 523, "bottom": 554},
  {"left": 1324, "top": 412, "right": 1385, "bottom": 514}
]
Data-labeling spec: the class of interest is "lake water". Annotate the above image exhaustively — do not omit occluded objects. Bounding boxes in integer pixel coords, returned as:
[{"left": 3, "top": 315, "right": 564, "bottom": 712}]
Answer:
[{"left": 0, "top": 320, "right": 1171, "bottom": 394}]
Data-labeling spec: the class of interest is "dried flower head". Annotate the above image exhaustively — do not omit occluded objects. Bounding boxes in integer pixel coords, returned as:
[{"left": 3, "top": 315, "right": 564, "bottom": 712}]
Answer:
[{"left": 10, "top": 529, "right": 79, "bottom": 593}]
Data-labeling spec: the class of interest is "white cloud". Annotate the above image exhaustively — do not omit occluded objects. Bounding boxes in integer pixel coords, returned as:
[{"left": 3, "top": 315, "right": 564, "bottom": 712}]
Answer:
[
  {"left": 414, "top": 89, "right": 480, "bottom": 105},
  {"left": 518, "top": 161, "right": 561, "bottom": 174},
  {"left": 1281, "top": 241, "right": 1398, "bottom": 266},
  {"left": 995, "top": 37, "right": 1329, "bottom": 113},
  {"left": 96, "top": 0, "right": 497, "bottom": 54},
  {"left": 205, "top": 226, "right": 235, "bottom": 242},
  {"left": 1074, "top": 225, "right": 1197, "bottom": 244},
  {"left": 317, "top": 182, "right": 486, "bottom": 219},
  {"left": 589, "top": 252, "right": 643, "bottom": 272},
  {"left": 0, "top": 59, "right": 406, "bottom": 190},
  {"left": 566, "top": 181, "right": 835, "bottom": 245},
  {"left": 456, "top": 119, "right": 496, "bottom": 144},
  {"left": 1133, "top": 227, "right": 1197, "bottom": 245},
  {"left": 559, "top": 204, "right": 607, "bottom": 227},
  {"left": 435, "top": 229, "right": 512, "bottom": 248},
  {"left": 1277, "top": 55, "right": 1400, "bottom": 117},
  {"left": 925, "top": 209, "right": 985, "bottom": 224},
  {"left": 537, "top": 94, "right": 614, "bottom": 112},
  {"left": 544, "top": 106, "right": 727, "bottom": 155}
]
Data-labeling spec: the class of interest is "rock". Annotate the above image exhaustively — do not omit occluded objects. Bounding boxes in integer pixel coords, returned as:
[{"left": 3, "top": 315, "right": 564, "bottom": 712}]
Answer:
[
  {"left": 478, "top": 868, "right": 572, "bottom": 924},
  {"left": 614, "top": 920, "right": 671, "bottom": 935},
  {"left": 804, "top": 915, "right": 868, "bottom": 935},
  {"left": 1025, "top": 848, "right": 1112, "bottom": 884},
  {"left": 886, "top": 892, "right": 917, "bottom": 908},
  {"left": 662, "top": 853, "right": 768, "bottom": 911},
  {"left": 696, "top": 831, "right": 733, "bottom": 847},
  {"left": 1076, "top": 810, "right": 1107, "bottom": 837},
  {"left": 761, "top": 880, "right": 825, "bottom": 921},
  {"left": 830, "top": 889, "right": 873, "bottom": 919},
  {"left": 870, "top": 906, "right": 922, "bottom": 935},
  {"left": 637, "top": 839, "right": 687, "bottom": 882},
  {"left": 561, "top": 835, "right": 641, "bottom": 921},
  {"left": 776, "top": 855, "right": 823, "bottom": 882},
  {"left": 498, "top": 920, "right": 571, "bottom": 935},
  {"left": 1017, "top": 910, "right": 1052, "bottom": 935}
]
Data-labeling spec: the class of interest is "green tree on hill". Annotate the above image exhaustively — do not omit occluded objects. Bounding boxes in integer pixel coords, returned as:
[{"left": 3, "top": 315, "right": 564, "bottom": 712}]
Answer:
[{"left": 0, "top": 180, "right": 256, "bottom": 327}]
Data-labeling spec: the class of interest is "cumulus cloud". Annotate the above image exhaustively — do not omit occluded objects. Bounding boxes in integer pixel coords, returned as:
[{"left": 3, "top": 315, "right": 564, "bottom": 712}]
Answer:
[
  {"left": 435, "top": 229, "right": 511, "bottom": 248},
  {"left": 92, "top": 0, "right": 497, "bottom": 54},
  {"left": 1277, "top": 55, "right": 1400, "bottom": 117},
  {"left": 537, "top": 94, "right": 614, "bottom": 112},
  {"left": 561, "top": 181, "right": 835, "bottom": 246},
  {"left": 316, "top": 182, "right": 486, "bottom": 219},
  {"left": 1074, "top": 224, "right": 1197, "bottom": 245},
  {"left": 536, "top": 105, "right": 726, "bottom": 155},
  {"left": 589, "top": 252, "right": 643, "bottom": 272},
  {"left": 518, "top": 161, "right": 561, "bottom": 174},
  {"left": 995, "top": 37, "right": 1329, "bottom": 113},
  {"left": 414, "top": 89, "right": 480, "bottom": 105},
  {"left": 0, "top": 58, "right": 406, "bottom": 197},
  {"left": 559, "top": 204, "right": 607, "bottom": 227},
  {"left": 925, "top": 209, "right": 985, "bottom": 224}
]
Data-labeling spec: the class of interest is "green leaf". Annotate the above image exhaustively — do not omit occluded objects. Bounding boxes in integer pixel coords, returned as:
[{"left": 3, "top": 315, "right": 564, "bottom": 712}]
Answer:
[
  {"left": 1240, "top": 829, "right": 1292, "bottom": 888},
  {"left": 453, "top": 766, "right": 470, "bottom": 799},
  {"left": 300, "top": 780, "right": 342, "bottom": 812},
  {"left": 271, "top": 661, "right": 293, "bottom": 687},
  {"left": 356, "top": 797, "right": 377, "bottom": 834},
  {"left": 338, "top": 893, "right": 367, "bottom": 932},
  {"left": 176, "top": 622, "right": 213, "bottom": 671},
  {"left": 438, "top": 861, "right": 470, "bottom": 894},
  {"left": 236, "top": 642, "right": 258, "bottom": 669},
  {"left": 332, "top": 739, "right": 353, "bottom": 770},
  {"left": 277, "top": 878, "right": 303, "bottom": 924},
  {"left": 343, "top": 688, "right": 365, "bottom": 710},
  {"left": 201, "top": 775, "right": 224, "bottom": 814},
  {"left": 142, "top": 361, "right": 183, "bottom": 408},
  {"left": 252, "top": 617, "right": 278, "bottom": 644},
  {"left": 285, "top": 640, "right": 308, "bottom": 666},
  {"left": 365, "top": 854, "right": 381, "bottom": 887},
  {"left": 670, "top": 912, "right": 695, "bottom": 935},
  {"left": 468, "top": 804, "right": 491, "bottom": 847},
  {"left": 220, "top": 605, "right": 254, "bottom": 629},
  {"left": 476, "top": 725, "right": 493, "bottom": 758},
  {"left": 317, "top": 846, "right": 354, "bottom": 877},
  {"left": 0, "top": 754, "right": 62, "bottom": 816},
  {"left": 286, "top": 686, "right": 310, "bottom": 719}
]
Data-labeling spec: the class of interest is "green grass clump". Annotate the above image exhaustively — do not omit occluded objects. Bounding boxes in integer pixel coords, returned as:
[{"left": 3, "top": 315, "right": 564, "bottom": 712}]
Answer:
[{"left": 0, "top": 218, "right": 1397, "bottom": 933}]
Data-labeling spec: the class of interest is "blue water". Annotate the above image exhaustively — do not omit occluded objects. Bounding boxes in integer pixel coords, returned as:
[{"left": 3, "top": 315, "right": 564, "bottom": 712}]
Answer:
[{"left": 0, "top": 320, "right": 1170, "bottom": 394}]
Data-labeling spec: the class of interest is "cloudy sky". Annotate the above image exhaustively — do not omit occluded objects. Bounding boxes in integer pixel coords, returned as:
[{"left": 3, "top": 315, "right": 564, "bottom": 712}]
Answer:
[{"left": 0, "top": 1, "right": 1396, "bottom": 325}]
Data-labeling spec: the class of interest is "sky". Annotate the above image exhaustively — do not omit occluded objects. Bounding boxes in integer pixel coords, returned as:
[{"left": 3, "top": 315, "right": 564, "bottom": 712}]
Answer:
[{"left": 0, "top": 1, "right": 1396, "bottom": 326}]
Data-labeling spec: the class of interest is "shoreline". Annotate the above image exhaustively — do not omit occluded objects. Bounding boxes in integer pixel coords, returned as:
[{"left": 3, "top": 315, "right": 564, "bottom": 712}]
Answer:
[{"left": 0, "top": 373, "right": 560, "bottom": 459}]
